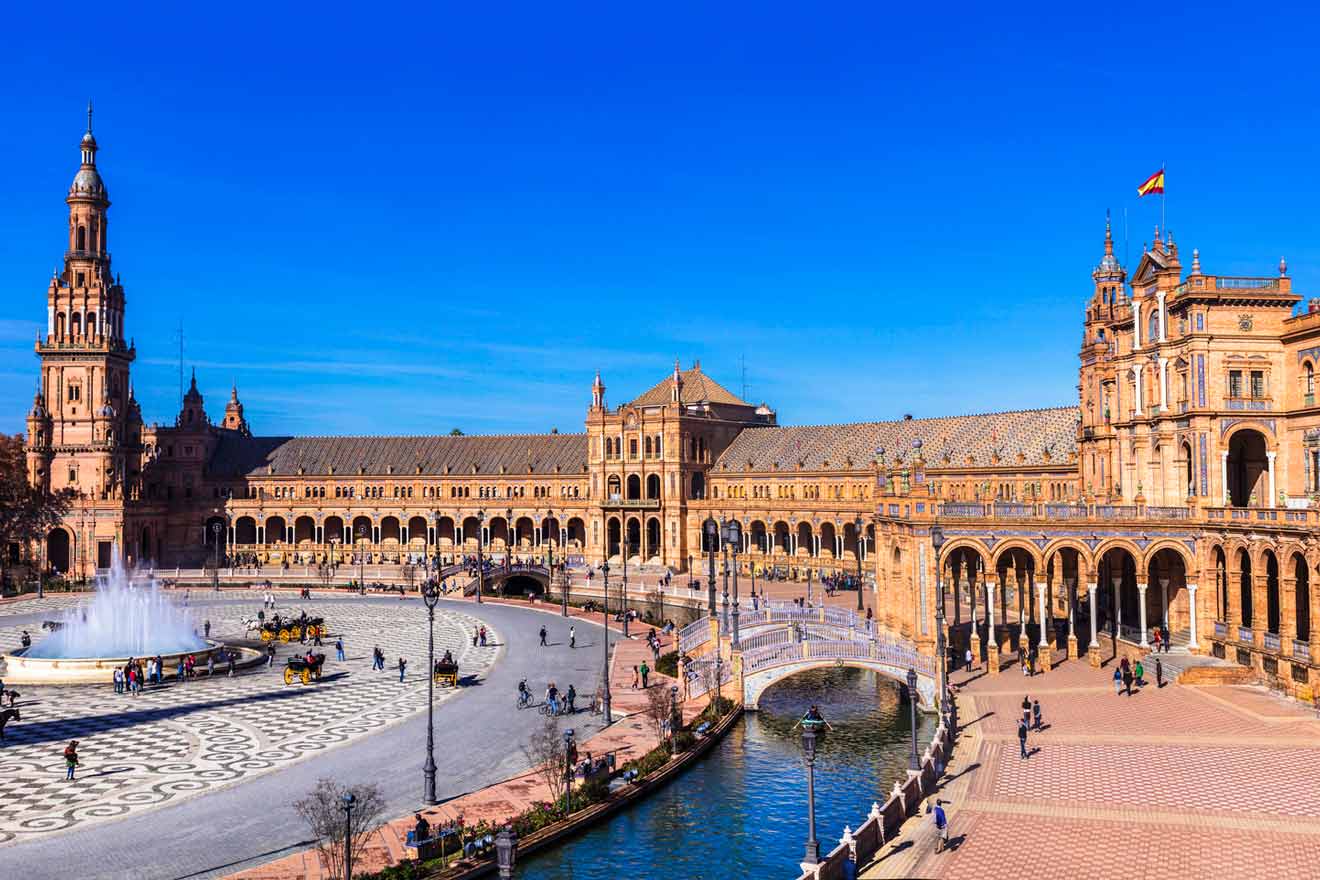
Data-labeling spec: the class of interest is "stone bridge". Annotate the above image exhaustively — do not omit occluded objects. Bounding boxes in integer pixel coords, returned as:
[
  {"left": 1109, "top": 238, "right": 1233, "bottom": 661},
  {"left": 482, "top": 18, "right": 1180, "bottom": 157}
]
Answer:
[
  {"left": 442, "top": 563, "right": 554, "bottom": 597},
  {"left": 677, "top": 604, "right": 938, "bottom": 712}
]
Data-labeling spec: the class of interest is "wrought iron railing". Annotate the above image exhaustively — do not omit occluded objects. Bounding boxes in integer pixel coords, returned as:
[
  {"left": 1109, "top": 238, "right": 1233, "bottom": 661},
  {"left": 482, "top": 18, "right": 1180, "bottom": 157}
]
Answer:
[
  {"left": 1213, "top": 620, "right": 1228, "bottom": 639},
  {"left": 1294, "top": 640, "right": 1311, "bottom": 661},
  {"left": 1238, "top": 626, "right": 1254, "bottom": 643},
  {"left": 1264, "top": 632, "right": 1281, "bottom": 651}
]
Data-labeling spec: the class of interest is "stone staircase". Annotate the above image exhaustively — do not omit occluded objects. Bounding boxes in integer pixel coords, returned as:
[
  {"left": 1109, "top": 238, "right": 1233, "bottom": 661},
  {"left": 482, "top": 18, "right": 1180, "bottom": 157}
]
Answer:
[{"left": 1141, "top": 629, "right": 1252, "bottom": 684}]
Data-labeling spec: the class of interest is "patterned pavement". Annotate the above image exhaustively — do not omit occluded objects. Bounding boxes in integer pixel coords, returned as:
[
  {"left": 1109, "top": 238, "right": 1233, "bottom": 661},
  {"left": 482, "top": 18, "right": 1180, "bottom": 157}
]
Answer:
[
  {"left": 863, "top": 658, "right": 1320, "bottom": 880},
  {"left": 0, "top": 594, "right": 496, "bottom": 844}
]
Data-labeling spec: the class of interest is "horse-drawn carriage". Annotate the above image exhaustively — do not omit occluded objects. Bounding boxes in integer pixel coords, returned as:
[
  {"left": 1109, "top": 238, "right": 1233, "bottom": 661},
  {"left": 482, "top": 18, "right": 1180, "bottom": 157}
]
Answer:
[
  {"left": 432, "top": 653, "right": 459, "bottom": 688},
  {"left": 257, "top": 615, "right": 326, "bottom": 643},
  {"left": 284, "top": 652, "right": 326, "bottom": 685}
]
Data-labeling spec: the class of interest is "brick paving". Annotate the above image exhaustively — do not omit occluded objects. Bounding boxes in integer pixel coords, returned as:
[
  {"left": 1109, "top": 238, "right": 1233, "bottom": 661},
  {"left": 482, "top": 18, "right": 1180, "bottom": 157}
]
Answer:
[{"left": 862, "top": 657, "right": 1320, "bottom": 879}]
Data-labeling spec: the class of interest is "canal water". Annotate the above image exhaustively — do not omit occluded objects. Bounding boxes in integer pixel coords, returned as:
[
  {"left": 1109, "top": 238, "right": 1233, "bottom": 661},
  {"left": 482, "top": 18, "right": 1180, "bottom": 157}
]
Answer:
[{"left": 518, "top": 667, "right": 937, "bottom": 879}]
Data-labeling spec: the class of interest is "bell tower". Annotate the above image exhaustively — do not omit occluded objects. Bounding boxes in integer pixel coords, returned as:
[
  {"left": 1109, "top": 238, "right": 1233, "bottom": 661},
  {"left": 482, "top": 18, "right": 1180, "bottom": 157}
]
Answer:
[{"left": 31, "top": 105, "right": 137, "bottom": 500}]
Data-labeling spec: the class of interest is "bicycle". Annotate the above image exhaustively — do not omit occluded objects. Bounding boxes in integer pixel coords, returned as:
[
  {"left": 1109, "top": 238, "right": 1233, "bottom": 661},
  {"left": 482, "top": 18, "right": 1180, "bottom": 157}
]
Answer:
[
  {"left": 539, "top": 700, "right": 564, "bottom": 716},
  {"left": 517, "top": 690, "right": 532, "bottom": 710}
]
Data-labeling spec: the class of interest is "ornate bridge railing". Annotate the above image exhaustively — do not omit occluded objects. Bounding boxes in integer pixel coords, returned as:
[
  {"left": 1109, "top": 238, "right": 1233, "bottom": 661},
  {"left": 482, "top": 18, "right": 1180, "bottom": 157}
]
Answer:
[
  {"left": 679, "top": 618, "right": 712, "bottom": 655},
  {"left": 686, "top": 655, "right": 734, "bottom": 699},
  {"left": 741, "top": 637, "right": 934, "bottom": 678}
]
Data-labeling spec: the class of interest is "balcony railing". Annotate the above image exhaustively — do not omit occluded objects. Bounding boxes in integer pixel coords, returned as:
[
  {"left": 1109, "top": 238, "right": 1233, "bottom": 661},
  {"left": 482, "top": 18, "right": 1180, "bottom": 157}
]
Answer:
[
  {"left": 1264, "top": 632, "right": 1281, "bottom": 652},
  {"left": 603, "top": 498, "right": 661, "bottom": 509},
  {"left": 1294, "top": 640, "right": 1311, "bottom": 662},
  {"left": 1095, "top": 505, "right": 1137, "bottom": 519},
  {"left": 1238, "top": 626, "right": 1254, "bottom": 644},
  {"left": 1307, "top": 394, "right": 1316, "bottom": 408},
  {"left": 1224, "top": 397, "right": 1272, "bottom": 411},
  {"left": 992, "top": 502, "right": 1034, "bottom": 519},
  {"left": 1215, "top": 276, "right": 1279, "bottom": 290},
  {"left": 1145, "top": 506, "right": 1191, "bottom": 519},
  {"left": 1044, "top": 503, "right": 1089, "bottom": 519},
  {"left": 1213, "top": 620, "right": 1228, "bottom": 639}
]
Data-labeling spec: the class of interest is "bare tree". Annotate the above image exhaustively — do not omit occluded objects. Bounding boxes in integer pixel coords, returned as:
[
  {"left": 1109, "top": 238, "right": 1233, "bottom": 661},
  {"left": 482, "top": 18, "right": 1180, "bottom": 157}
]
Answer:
[
  {"left": 294, "top": 777, "right": 386, "bottom": 879},
  {"left": 643, "top": 683, "right": 672, "bottom": 747},
  {"left": 402, "top": 562, "right": 417, "bottom": 592},
  {"left": 520, "top": 715, "right": 569, "bottom": 814},
  {"left": 317, "top": 561, "right": 335, "bottom": 590}
]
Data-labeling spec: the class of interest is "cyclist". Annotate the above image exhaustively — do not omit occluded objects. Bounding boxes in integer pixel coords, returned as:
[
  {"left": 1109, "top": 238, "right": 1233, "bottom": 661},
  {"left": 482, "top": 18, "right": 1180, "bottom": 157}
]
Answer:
[
  {"left": 546, "top": 682, "right": 559, "bottom": 715},
  {"left": 565, "top": 684, "right": 577, "bottom": 714},
  {"left": 517, "top": 679, "right": 531, "bottom": 708}
]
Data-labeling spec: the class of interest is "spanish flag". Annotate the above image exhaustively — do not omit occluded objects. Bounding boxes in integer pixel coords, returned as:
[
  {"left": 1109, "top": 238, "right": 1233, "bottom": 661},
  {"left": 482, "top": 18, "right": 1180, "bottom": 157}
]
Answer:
[{"left": 1137, "top": 168, "right": 1165, "bottom": 197}]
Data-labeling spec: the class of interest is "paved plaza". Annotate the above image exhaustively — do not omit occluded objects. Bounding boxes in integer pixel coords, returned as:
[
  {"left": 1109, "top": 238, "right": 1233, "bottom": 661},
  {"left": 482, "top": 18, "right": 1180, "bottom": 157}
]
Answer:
[
  {"left": 0, "top": 592, "right": 608, "bottom": 880},
  {"left": 862, "top": 657, "right": 1320, "bottom": 879}
]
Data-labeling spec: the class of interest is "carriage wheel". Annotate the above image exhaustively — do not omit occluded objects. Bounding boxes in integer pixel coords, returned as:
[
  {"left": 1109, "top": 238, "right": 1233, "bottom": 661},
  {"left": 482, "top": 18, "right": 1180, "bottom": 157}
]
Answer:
[
  {"left": 291, "top": 626, "right": 302, "bottom": 639},
  {"left": 261, "top": 631, "right": 272, "bottom": 642},
  {"left": 308, "top": 625, "right": 319, "bottom": 638},
  {"left": 283, "top": 667, "right": 295, "bottom": 685},
  {"left": 279, "top": 630, "right": 289, "bottom": 643},
  {"left": 301, "top": 669, "right": 311, "bottom": 685}
]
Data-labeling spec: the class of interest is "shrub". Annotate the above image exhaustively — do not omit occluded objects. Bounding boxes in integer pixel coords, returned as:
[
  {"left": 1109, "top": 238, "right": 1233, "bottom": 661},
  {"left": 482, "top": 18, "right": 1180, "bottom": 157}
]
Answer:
[{"left": 655, "top": 650, "right": 678, "bottom": 677}]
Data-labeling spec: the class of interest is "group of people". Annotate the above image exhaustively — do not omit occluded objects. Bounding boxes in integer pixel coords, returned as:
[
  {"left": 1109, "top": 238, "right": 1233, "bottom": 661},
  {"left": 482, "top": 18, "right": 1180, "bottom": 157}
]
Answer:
[{"left": 1112, "top": 654, "right": 1162, "bottom": 694}]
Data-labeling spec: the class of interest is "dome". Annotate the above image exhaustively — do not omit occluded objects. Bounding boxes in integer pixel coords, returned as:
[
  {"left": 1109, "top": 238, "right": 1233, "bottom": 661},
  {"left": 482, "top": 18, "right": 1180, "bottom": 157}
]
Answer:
[
  {"left": 69, "top": 166, "right": 106, "bottom": 199},
  {"left": 81, "top": 131, "right": 97, "bottom": 148}
]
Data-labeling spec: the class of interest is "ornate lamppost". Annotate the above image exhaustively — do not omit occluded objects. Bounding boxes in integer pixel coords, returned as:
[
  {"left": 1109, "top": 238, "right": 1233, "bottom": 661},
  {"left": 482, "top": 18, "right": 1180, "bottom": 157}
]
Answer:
[
  {"left": 723, "top": 519, "right": 742, "bottom": 648},
  {"left": 563, "top": 727, "right": 576, "bottom": 813},
  {"left": 719, "top": 518, "right": 731, "bottom": 633},
  {"left": 356, "top": 523, "right": 367, "bottom": 589},
  {"left": 474, "top": 510, "right": 486, "bottom": 604},
  {"left": 422, "top": 580, "right": 441, "bottom": 804},
  {"left": 906, "top": 667, "right": 920, "bottom": 771},
  {"left": 704, "top": 519, "right": 718, "bottom": 618},
  {"left": 854, "top": 516, "right": 867, "bottom": 612},
  {"left": 341, "top": 792, "right": 356, "bottom": 880},
  {"left": 801, "top": 713, "right": 824, "bottom": 866},
  {"left": 931, "top": 522, "right": 948, "bottom": 718},
  {"left": 211, "top": 521, "right": 222, "bottom": 592},
  {"left": 622, "top": 535, "right": 633, "bottom": 637},
  {"left": 601, "top": 560, "right": 612, "bottom": 724},
  {"left": 494, "top": 827, "right": 517, "bottom": 879}
]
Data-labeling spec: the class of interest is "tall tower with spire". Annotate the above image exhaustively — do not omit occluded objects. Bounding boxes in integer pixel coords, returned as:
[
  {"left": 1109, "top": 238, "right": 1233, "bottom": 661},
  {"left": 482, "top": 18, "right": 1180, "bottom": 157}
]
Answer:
[{"left": 28, "top": 106, "right": 138, "bottom": 503}]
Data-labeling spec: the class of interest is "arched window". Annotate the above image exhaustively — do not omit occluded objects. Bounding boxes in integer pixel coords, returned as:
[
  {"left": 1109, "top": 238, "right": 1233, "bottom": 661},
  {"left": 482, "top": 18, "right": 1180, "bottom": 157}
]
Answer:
[
  {"left": 644, "top": 436, "right": 653, "bottom": 457},
  {"left": 654, "top": 434, "right": 662, "bottom": 456},
  {"left": 1148, "top": 311, "right": 1159, "bottom": 342},
  {"left": 1307, "top": 362, "right": 1315, "bottom": 399},
  {"left": 76, "top": 225, "right": 86, "bottom": 251}
]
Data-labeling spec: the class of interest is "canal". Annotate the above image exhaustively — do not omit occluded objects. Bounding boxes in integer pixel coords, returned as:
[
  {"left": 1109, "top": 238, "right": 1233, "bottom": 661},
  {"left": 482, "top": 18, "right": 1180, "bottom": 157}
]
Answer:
[{"left": 518, "top": 667, "right": 937, "bottom": 879}]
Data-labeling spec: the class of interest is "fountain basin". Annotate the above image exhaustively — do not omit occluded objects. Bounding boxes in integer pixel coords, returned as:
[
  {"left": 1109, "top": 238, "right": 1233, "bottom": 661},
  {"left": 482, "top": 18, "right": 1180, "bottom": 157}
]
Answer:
[{"left": 0, "top": 641, "right": 257, "bottom": 685}]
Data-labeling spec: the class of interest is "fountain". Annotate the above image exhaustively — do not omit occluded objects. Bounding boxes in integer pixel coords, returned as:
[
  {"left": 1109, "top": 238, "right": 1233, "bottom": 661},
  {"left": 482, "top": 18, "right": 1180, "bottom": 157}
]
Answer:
[{"left": 2, "top": 551, "right": 227, "bottom": 684}]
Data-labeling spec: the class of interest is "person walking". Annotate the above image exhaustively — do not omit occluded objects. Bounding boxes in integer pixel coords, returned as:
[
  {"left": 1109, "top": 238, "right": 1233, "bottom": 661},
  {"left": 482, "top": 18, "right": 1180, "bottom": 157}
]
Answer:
[
  {"left": 1134, "top": 659, "right": 1145, "bottom": 687},
  {"left": 207, "top": 654, "right": 215, "bottom": 678},
  {"left": 1021, "top": 695, "right": 1031, "bottom": 728},
  {"left": 965, "top": 647, "right": 974, "bottom": 673},
  {"left": 266, "top": 644, "right": 276, "bottom": 668},
  {"left": 1151, "top": 627, "right": 1162, "bottom": 653},
  {"left": 113, "top": 666, "right": 123, "bottom": 694},
  {"left": 372, "top": 646, "right": 384, "bottom": 670},
  {"left": 932, "top": 801, "right": 949, "bottom": 853},
  {"left": 398, "top": 657, "right": 407, "bottom": 683},
  {"left": 335, "top": 638, "right": 345, "bottom": 662},
  {"left": 632, "top": 665, "right": 640, "bottom": 689},
  {"left": 540, "top": 626, "right": 548, "bottom": 647},
  {"left": 64, "top": 740, "right": 80, "bottom": 780},
  {"left": 204, "top": 619, "right": 211, "bottom": 639},
  {"left": 1155, "top": 656, "right": 1164, "bottom": 689},
  {"left": 1113, "top": 666, "right": 1123, "bottom": 695},
  {"left": 1122, "top": 663, "right": 1134, "bottom": 697},
  {"left": 1032, "top": 698, "right": 1042, "bottom": 731},
  {"left": 640, "top": 660, "right": 650, "bottom": 689},
  {"left": 227, "top": 653, "right": 236, "bottom": 677},
  {"left": 569, "top": 626, "right": 576, "bottom": 649},
  {"left": 1017, "top": 718, "right": 1029, "bottom": 759}
]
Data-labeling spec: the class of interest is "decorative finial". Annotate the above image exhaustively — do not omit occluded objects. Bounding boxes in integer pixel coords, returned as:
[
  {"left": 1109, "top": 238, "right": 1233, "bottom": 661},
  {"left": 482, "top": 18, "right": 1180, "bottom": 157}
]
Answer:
[
  {"left": 1191, "top": 248, "right": 1201, "bottom": 274},
  {"left": 1280, "top": 256, "right": 1288, "bottom": 277},
  {"left": 87, "top": 100, "right": 93, "bottom": 134}
]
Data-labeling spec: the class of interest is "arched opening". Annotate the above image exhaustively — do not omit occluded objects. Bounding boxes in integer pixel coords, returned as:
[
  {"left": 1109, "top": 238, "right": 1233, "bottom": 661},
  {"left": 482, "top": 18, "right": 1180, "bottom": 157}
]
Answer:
[
  {"left": 625, "top": 517, "right": 641, "bottom": 557},
  {"left": 437, "top": 516, "right": 456, "bottom": 545},
  {"left": 461, "top": 517, "right": 482, "bottom": 548},
  {"left": 71, "top": 313, "right": 82, "bottom": 337},
  {"left": 1237, "top": 549, "right": 1253, "bottom": 627},
  {"left": 607, "top": 475, "right": 621, "bottom": 499},
  {"left": 646, "top": 517, "right": 661, "bottom": 558},
  {"left": 265, "top": 516, "right": 287, "bottom": 544},
  {"left": 842, "top": 521, "right": 860, "bottom": 559},
  {"left": 351, "top": 515, "right": 373, "bottom": 543},
  {"left": 294, "top": 516, "right": 316, "bottom": 544},
  {"left": 76, "top": 225, "right": 86, "bottom": 250},
  {"left": 751, "top": 520, "right": 768, "bottom": 553},
  {"left": 690, "top": 472, "right": 705, "bottom": 500},
  {"left": 626, "top": 474, "right": 641, "bottom": 500},
  {"left": 408, "top": 516, "right": 428, "bottom": 545},
  {"left": 773, "top": 521, "right": 790, "bottom": 554},
  {"left": 542, "top": 517, "right": 560, "bottom": 547},
  {"left": 515, "top": 516, "right": 535, "bottom": 549},
  {"left": 235, "top": 516, "right": 257, "bottom": 544},
  {"left": 819, "top": 522, "right": 837, "bottom": 558},
  {"left": 489, "top": 517, "right": 509, "bottom": 549},
  {"left": 566, "top": 517, "right": 585, "bottom": 549},
  {"left": 607, "top": 517, "right": 621, "bottom": 558},
  {"left": 1146, "top": 547, "right": 1189, "bottom": 639},
  {"left": 1098, "top": 547, "right": 1138, "bottom": 641},
  {"left": 1297, "top": 555, "right": 1311, "bottom": 642},
  {"left": 502, "top": 574, "right": 545, "bottom": 597},
  {"left": 796, "top": 522, "right": 813, "bottom": 556},
  {"left": 1227, "top": 429, "right": 1268, "bottom": 507},
  {"left": 1180, "top": 441, "right": 1194, "bottom": 498},
  {"left": 1265, "top": 550, "right": 1280, "bottom": 635},
  {"left": 701, "top": 518, "right": 719, "bottom": 553},
  {"left": 324, "top": 515, "right": 345, "bottom": 544},
  {"left": 46, "top": 528, "right": 71, "bottom": 574},
  {"left": 646, "top": 473, "right": 661, "bottom": 499},
  {"left": 1214, "top": 546, "right": 1227, "bottom": 622},
  {"left": 380, "top": 516, "right": 401, "bottom": 543}
]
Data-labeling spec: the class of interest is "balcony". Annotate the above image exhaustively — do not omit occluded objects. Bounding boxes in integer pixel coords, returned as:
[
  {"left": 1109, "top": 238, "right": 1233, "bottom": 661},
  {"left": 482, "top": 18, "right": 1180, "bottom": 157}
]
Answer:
[
  {"left": 603, "top": 497, "right": 660, "bottom": 510},
  {"left": 1237, "top": 626, "right": 1254, "bottom": 644},
  {"left": 1223, "top": 397, "right": 1272, "bottom": 411},
  {"left": 1264, "top": 632, "right": 1281, "bottom": 652},
  {"left": 1294, "top": 640, "right": 1311, "bottom": 662},
  {"left": 1213, "top": 620, "right": 1229, "bottom": 639}
]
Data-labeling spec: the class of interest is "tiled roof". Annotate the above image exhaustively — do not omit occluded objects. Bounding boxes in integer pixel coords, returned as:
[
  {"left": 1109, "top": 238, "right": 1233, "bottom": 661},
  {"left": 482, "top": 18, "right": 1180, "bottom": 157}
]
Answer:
[
  {"left": 629, "top": 368, "right": 751, "bottom": 407},
  {"left": 713, "top": 407, "right": 1079, "bottom": 472},
  {"left": 208, "top": 433, "right": 589, "bottom": 477}
]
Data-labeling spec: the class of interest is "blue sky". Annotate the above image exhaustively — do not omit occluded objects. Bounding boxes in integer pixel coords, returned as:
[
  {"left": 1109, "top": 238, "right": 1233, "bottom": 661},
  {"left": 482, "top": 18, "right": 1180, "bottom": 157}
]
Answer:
[{"left": 3, "top": 3, "right": 1319, "bottom": 436}]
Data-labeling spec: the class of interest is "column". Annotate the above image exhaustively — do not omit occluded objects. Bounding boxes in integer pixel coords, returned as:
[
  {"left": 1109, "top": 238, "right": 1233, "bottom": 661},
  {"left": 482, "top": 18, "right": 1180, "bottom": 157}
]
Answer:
[
  {"left": 1088, "top": 582, "right": 1099, "bottom": 647},
  {"left": 1221, "top": 451, "right": 1230, "bottom": 506},
  {"left": 1133, "top": 301, "right": 1143, "bottom": 348},
  {"left": 1160, "top": 578, "right": 1170, "bottom": 629},
  {"left": 1156, "top": 291, "right": 1167, "bottom": 342},
  {"left": 986, "top": 579, "right": 999, "bottom": 675},
  {"left": 1267, "top": 451, "right": 1277, "bottom": 506},
  {"left": 1113, "top": 576, "right": 1124, "bottom": 640},
  {"left": 1133, "top": 363, "right": 1144, "bottom": 417},
  {"left": 1187, "top": 584, "right": 1199, "bottom": 649},
  {"left": 1037, "top": 582, "right": 1048, "bottom": 647},
  {"left": 1137, "top": 582, "right": 1149, "bottom": 647},
  {"left": 1158, "top": 357, "right": 1169, "bottom": 412}
]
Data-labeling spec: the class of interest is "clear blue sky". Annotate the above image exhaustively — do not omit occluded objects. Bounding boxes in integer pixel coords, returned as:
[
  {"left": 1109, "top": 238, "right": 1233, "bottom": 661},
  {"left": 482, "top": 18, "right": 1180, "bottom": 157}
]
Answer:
[{"left": 3, "top": 4, "right": 1318, "bottom": 437}]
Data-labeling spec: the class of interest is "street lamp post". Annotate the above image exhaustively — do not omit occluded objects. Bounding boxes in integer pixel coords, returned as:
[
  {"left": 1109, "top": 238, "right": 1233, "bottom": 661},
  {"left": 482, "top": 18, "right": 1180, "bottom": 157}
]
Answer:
[
  {"left": 723, "top": 519, "right": 742, "bottom": 649},
  {"left": 356, "top": 524, "right": 367, "bottom": 589},
  {"left": 422, "top": 581, "right": 441, "bottom": 804},
  {"left": 494, "top": 827, "right": 517, "bottom": 879},
  {"left": 601, "top": 560, "right": 612, "bottom": 724},
  {"left": 704, "top": 520, "right": 718, "bottom": 619},
  {"left": 341, "top": 792, "right": 356, "bottom": 880},
  {"left": 563, "top": 728, "right": 575, "bottom": 813},
  {"left": 801, "top": 718, "right": 821, "bottom": 866},
  {"left": 622, "top": 538, "right": 631, "bottom": 637},
  {"left": 906, "top": 667, "right": 919, "bottom": 771},
  {"left": 211, "top": 521, "right": 222, "bottom": 592},
  {"left": 475, "top": 510, "right": 486, "bottom": 604},
  {"left": 669, "top": 684, "right": 680, "bottom": 749},
  {"left": 720, "top": 519, "right": 730, "bottom": 634},
  {"left": 687, "top": 553, "right": 693, "bottom": 589},
  {"left": 931, "top": 523, "right": 948, "bottom": 719},
  {"left": 854, "top": 516, "right": 866, "bottom": 612}
]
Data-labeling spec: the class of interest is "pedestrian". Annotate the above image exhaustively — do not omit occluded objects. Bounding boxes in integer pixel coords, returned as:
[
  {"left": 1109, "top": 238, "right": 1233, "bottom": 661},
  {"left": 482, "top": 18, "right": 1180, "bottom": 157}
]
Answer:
[
  {"left": 398, "top": 657, "right": 407, "bottom": 682},
  {"left": 207, "top": 654, "right": 215, "bottom": 678},
  {"left": 1151, "top": 627, "right": 1162, "bottom": 653},
  {"left": 228, "top": 654, "right": 236, "bottom": 677},
  {"left": 64, "top": 740, "right": 80, "bottom": 780},
  {"left": 632, "top": 665, "right": 640, "bottom": 689},
  {"left": 177, "top": 658, "right": 186, "bottom": 682},
  {"left": 266, "top": 644, "right": 276, "bottom": 668},
  {"left": 1122, "top": 666, "right": 1134, "bottom": 697},
  {"left": 113, "top": 666, "right": 123, "bottom": 694},
  {"left": 1112, "top": 666, "right": 1123, "bottom": 695},
  {"left": 373, "top": 646, "right": 384, "bottom": 670},
  {"left": 335, "top": 638, "right": 345, "bottom": 662},
  {"left": 540, "top": 626, "right": 547, "bottom": 647},
  {"left": 965, "top": 647, "right": 974, "bottom": 673},
  {"left": 1134, "top": 659, "right": 1145, "bottom": 687},
  {"left": 204, "top": 619, "right": 211, "bottom": 639},
  {"left": 479, "top": 626, "right": 487, "bottom": 646},
  {"left": 932, "top": 800, "right": 949, "bottom": 853},
  {"left": 1155, "top": 656, "right": 1164, "bottom": 688},
  {"left": 640, "top": 660, "right": 650, "bottom": 688},
  {"left": 569, "top": 626, "right": 576, "bottom": 649},
  {"left": 1017, "top": 718, "right": 1029, "bottom": 759},
  {"left": 1032, "top": 698, "right": 1042, "bottom": 731},
  {"left": 1021, "top": 695, "right": 1031, "bottom": 727}
]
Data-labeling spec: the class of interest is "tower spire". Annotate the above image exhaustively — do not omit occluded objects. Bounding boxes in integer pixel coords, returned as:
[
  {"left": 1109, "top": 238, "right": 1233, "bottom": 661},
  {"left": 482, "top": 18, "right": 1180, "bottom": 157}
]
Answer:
[{"left": 87, "top": 99, "right": 93, "bottom": 135}]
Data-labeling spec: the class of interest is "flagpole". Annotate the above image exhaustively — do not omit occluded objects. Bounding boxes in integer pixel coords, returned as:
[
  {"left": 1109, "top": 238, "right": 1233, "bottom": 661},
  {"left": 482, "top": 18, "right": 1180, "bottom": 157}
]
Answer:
[{"left": 1161, "top": 160, "right": 1166, "bottom": 235}]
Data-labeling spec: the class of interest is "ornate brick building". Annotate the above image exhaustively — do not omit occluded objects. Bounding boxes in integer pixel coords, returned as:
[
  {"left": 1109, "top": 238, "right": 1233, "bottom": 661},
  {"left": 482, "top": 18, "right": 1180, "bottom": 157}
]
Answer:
[{"left": 20, "top": 118, "right": 1320, "bottom": 691}]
